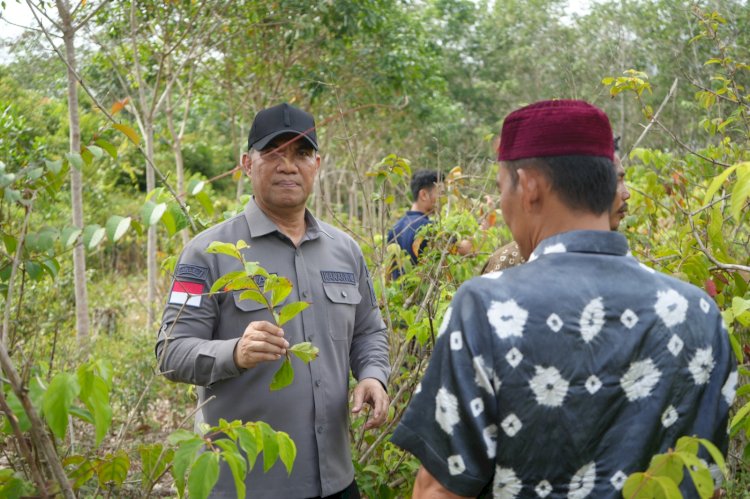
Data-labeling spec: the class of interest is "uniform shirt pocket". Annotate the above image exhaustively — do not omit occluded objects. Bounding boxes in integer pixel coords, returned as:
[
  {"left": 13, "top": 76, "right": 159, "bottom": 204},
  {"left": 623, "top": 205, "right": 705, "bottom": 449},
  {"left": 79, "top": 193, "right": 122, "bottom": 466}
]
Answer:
[{"left": 322, "top": 282, "right": 362, "bottom": 341}]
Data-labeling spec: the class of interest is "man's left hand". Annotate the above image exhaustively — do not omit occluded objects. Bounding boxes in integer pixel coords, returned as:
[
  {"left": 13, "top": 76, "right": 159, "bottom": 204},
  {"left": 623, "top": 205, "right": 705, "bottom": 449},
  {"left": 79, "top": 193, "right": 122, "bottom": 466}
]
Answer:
[{"left": 351, "top": 378, "right": 389, "bottom": 430}]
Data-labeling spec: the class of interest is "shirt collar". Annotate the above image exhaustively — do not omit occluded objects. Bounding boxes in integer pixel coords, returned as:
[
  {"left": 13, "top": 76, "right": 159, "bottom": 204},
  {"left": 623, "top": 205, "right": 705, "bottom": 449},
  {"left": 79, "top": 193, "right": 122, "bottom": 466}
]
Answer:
[
  {"left": 528, "top": 230, "right": 629, "bottom": 262},
  {"left": 244, "top": 197, "right": 322, "bottom": 241}
]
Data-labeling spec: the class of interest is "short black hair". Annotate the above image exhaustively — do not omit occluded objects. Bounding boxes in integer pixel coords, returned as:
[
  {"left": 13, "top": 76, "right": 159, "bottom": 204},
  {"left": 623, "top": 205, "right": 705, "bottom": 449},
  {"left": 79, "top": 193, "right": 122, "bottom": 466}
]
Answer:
[
  {"left": 503, "top": 156, "right": 616, "bottom": 214},
  {"left": 410, "top": 170, "right": 443, "bottom": 201}
]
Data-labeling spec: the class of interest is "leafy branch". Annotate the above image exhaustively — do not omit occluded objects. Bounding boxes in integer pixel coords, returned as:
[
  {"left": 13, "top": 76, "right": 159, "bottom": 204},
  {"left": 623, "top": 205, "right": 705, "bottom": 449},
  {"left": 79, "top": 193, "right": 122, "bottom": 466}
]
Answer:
[{"left": 206, "top": 240, "right": 318, "bottom": 391}]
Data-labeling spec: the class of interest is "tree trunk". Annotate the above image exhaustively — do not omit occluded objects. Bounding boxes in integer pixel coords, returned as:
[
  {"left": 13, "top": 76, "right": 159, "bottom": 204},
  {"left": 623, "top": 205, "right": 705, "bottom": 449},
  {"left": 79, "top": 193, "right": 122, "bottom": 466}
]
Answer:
[
  {"left": 145, "top": 122, "right": 157, "bottom": 326},
  {"left": 165, "top": 91, "right": 189, "bottom": 247},
  {"left": 60, "top": 0, "right": 90, "bottom": 354}
]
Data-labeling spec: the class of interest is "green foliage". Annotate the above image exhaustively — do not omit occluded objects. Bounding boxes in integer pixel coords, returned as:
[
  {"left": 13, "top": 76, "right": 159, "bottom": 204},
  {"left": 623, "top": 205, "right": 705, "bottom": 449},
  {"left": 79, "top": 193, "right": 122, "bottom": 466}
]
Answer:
[{"left": 623, "top": 436, "right": 725, "bottom": 498}]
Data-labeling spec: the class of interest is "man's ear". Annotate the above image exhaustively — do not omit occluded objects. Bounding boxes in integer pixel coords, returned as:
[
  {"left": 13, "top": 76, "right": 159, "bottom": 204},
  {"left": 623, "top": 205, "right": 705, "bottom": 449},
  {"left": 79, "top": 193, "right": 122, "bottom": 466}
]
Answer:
[
  {"left": 517, "top": 168, "right": 543, "bottom": 212},
  {"left": 241, "top": 152, "right": 252, "bottom": 177}
]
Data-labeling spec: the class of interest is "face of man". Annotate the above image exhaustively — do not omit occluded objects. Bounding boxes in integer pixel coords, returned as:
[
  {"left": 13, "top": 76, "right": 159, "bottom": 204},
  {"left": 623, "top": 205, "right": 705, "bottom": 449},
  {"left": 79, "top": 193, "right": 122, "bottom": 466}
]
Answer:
[
  {"left": 423, "top": 183, "right": 444, "bottom": 214},
  {"left": 244, "top": 133, "right": 320, "bottom": 216},
  {"left": 609, "top": 154, "right": 631, "bottom": 231}
]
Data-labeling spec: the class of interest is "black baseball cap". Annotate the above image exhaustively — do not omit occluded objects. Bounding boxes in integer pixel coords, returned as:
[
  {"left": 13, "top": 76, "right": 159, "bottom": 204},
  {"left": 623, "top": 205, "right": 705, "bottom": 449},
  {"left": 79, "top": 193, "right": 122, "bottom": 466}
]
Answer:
[{"left": 247, "top": 103, "right": 318, "bottom": 151}]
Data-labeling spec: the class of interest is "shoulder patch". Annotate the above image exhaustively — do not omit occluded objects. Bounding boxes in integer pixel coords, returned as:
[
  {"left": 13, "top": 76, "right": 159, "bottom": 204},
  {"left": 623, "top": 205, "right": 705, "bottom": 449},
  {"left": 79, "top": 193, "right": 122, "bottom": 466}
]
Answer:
[
  {"left": 321, "top": 270, "right": 356, "bottom": 285},
  {"left": 175, "top": 264, "right": 209, "bottom": 281}
]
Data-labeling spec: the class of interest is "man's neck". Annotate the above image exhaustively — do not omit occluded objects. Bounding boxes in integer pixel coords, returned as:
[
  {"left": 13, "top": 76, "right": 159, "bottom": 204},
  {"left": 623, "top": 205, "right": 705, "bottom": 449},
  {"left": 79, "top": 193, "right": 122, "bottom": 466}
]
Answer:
[
  {"left": 410, "top": 202, "right": 429, "bottom": 214},
  {"left": 255, "top": 199, "right": 307, "bottom": 246}
]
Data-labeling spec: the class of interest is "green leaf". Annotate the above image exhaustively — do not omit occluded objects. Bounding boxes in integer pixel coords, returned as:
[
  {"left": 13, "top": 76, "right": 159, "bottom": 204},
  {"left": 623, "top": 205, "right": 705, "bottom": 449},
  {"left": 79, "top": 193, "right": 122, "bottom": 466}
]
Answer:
[
  {"left": 682, "top": 458, "right": 714, "bottom": 499},
  {"left": 96, "top": 451, "right": 130, "bottom": 487},
  {"left": 77, "top": 364, "right": 112, "bottom": 446},
  {"left": 188, "top": 452, "right": 220, "bottom": 499},
  {"left": 24, "top": 261, "right": 43, "bottom": 281},
  {"left": 113, "top": 123, "right": 140, "bottom": 145},
  {"left": 66, "top": 152, "right": 84, "bottom": 170},
  {"left": 162, "top": 203, "right": 189, "bottom": 236},
  {"left": 730, "top": 165, "right": 750, "bottom": 222},
  {"left": 730, "top": 400, "right": 750, "bottom": 435},
  {"left": 195, "top": 191, "right": 214, "bottom": 216},
  {"left": 41, "top": 258, "right": 60, "bottom": 279},
  {"left": 649, "top": 453, "right": 683, "bottom": 484},
  {"left": 276, "top": 431, "right": 296, "bottom": 476},
  {"left": 172, "top": 438, "right": 204, "bottom": 497},
  {"left": 623, "top": 472, "right": 652, "bottom": 498},
  {"left": 167, "top": 429, "right": 200, "bottom": 445},
  {"left": 2, "top": 234, "right": 16, "bottom": 254},
  {"left": 95, "top": 138, "right": 118, "bottom": 159},
  {"left": 258, "top": 422, "right": 280, "bottom": 472},
  {"left": 87, "top": 145, "right": 104, "bottom": 159},
  {"left": 63, "top": 455, "right": 96, "bottom": 489},
  {"left": 209, "top": 270, "right": 246, "bottom": 294},
  {"left": 139, "top": 443, "right": 173, "bottom": 489},
  {"left": 697, "top": 438, "right": 727, "bottom": 478},
  {"left": 206, "top": 241, "right": 242, "bottom": 261},
  {"left": 105, "top": 216, "right": 131, "bottom": 242},
  {"left": 733, "top": 297, "right": 750, "bottom": 318},
  {"left": 61, "top": 227, "right": 82, "bottom": 247},
  {"left": 652, "top": 475, "right": 683, "bottom": 498},
  {"left": 236, "top": 426, "right": 260, "bottom": 471},
  {"left": 244, "top": 261, "right": 269, "bottom": 278},
  {"left": 82, "top": 224, "right": 106, "bottom": 250},
  {"left": 703, "top": 163, "right": 739, "bottom": 205},
  {"left": 288, "top": 341, "right": 318, "bottom": 363},
  {"left": 45, "top": 159, "right": 63, "bottom": 174},
  {"left": 270, "top": 358, "right": 294, "bottom": 391},
  {"left": 2, "top": 389, "right": 30, "bottom": 433},
  {"left": 214, "top": 440, "right": 247, "bottom": 499},
  {"left": 264, "top": 275, "right": 292, "bottom": 306},
  {"left": 278, "top": 301, "right": 310, "bottom": 326},
  {"left": 42, "top": 372, "right": 80, "bottom": 439},
  {"left": 0, "top": 468, "right": 30, "bottom": 499},
  {"left": 188, "top": 179, "right": 206, "bottom": 195},
  {"left": 141, "top": 201, "right": 167, "bottom": 227}
]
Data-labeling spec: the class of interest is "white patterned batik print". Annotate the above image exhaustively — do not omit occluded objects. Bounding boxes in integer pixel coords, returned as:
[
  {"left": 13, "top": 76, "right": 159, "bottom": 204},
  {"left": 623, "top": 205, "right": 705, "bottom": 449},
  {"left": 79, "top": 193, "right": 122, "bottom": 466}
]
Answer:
[
  {"left": 568, "top": 462, "right": 596, "bottom": 499},
  {"left": 700, "top": 298, "right": 710, "bottom": 313},
  {"left": 447, "top": 455, "right": 466, "bottom": 476},
  {"left": 722, "top": 371, "right": 738, "bottom": 405},
  {"left": 620, "top": 309, "right": 639, "bottom": 329},
  {"left": 494, "top": 467, "right": 523, "bottom": 499},
  {"left": 620, "top": 358, "right": 662, "bottom": 402},
  {"left": 585, "top": 375, "right": 602, "bottom": 395},
  {"left": 688, "top": 347, "right": 715, "bottom": 385},
  {"left": 501, "top": 413, "right": 522, "bottom": 437},
  {"left": 487, "top": 299, "right": 528, "bottom": 339},
  {"left": 470, "top": 398, "right": 484, "bottom": 417},
  {"left": 543, "top": 242, "right": 567, "bottom": 254},
  {"left": 435, "top": 387, "right": 460, "bottom": 435},
  {"left": 610, "top": 471, "right": 627, "bottom": 491},
  {"left": 450, "top": 331, "right": 463, "bottom": 350},
  {"left": 529, "top": 366, "right": 569, "bottom": 407},
  {"left": 547, "top": 313, "right": 564, "bottom": 332},
  {"left": 654, "top": 289, "right": 688, "bottom": 327},
  {"left": 473, "top": 355, "right": 497, "bottom": 394},
  {"left": 580, "top": 297, "right": 606, "bottom": 343},
  {"left": 667, "top": 334, "right": 684, "bottom": 357},
  {"left": 483, "top": 424, "right": 498, "bottom": 459},
  {"left": 482, "top": 270, "right": 504, "bottom": 280},
  {"left": 437, "top": 307, "right": 452, "bottom": 337},
  {"left": 661, "top": 405, "right": 678, "bottom": 428},
  {"left": 535, "top": 480, "right": 553, "bottom": 497}
]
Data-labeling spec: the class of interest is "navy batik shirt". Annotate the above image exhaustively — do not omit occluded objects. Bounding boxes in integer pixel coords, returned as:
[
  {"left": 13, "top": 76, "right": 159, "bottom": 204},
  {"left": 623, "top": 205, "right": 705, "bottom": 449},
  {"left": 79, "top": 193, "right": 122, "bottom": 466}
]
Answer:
[{"left": 392, "top": 231, "right": 737, "bottom": 498}]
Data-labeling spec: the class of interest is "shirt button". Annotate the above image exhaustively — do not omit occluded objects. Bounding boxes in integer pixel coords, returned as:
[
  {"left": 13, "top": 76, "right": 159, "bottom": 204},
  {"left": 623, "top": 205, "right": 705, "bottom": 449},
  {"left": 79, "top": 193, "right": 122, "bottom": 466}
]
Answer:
[
  {"left": 315, "top": 380, "right": 321, "bottom": 387},
  {"left": 302, "top": 291, "right": 309, "bottom": 298},
  {"left": 317, "top": 426, "right": 324, "bottom": 434},
  {"left": 341, "top": 291, "right": 347, "bottom": 298}
]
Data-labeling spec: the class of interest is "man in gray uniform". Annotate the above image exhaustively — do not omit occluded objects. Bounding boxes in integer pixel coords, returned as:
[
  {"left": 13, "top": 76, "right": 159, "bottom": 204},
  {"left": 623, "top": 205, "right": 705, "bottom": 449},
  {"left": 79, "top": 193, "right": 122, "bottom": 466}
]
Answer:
[{"left": 156, "top": 103, "right": 390, "bottom": 498}]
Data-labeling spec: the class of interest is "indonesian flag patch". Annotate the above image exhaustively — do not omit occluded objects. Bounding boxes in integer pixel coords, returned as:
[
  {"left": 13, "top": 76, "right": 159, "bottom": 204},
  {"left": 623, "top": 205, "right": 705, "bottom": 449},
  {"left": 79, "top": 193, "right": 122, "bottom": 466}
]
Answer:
[{"left": 169, "top": 281, "right": 204, "bottom": 307}]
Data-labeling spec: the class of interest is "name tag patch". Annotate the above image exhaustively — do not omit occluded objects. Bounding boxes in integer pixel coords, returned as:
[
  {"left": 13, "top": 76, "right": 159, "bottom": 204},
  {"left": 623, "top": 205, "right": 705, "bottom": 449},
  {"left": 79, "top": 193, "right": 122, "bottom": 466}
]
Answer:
[
  {"left": 321, "top": 270, "right": 356, "bottom": 285},
  {"left": 175, "top": 264, "right": 208, "bottom": 281}
]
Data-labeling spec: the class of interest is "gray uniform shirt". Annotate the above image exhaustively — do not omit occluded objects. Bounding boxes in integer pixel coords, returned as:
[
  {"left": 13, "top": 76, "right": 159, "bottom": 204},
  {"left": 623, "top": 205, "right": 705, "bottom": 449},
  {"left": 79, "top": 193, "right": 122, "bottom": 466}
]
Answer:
[{"left": 156, "top": 198, "right": 390, "bottom": 498}]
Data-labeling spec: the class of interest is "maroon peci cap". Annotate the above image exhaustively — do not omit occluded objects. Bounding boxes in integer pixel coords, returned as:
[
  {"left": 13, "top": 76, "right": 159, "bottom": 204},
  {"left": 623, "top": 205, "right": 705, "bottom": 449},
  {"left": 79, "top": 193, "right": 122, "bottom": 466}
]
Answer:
[{"left": 497, "top": 100, "right": 614, "bottom": 162}]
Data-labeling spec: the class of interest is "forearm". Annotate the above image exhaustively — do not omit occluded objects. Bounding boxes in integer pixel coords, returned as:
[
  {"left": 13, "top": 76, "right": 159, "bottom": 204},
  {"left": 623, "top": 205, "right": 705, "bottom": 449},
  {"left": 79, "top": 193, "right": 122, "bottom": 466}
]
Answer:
[
  {"left": 350, "top": 326, "right": 390, "bottom": 384},
  {"left": 156, "top": 334, "right": 241, "bottom": 386}
]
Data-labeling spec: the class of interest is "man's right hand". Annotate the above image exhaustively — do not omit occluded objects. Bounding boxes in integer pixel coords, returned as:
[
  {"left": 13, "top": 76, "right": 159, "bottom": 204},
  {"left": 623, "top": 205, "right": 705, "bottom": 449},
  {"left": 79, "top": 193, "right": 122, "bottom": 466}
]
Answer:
[{"left": 233, "top": 321, "right": 288, "bottom": 369}]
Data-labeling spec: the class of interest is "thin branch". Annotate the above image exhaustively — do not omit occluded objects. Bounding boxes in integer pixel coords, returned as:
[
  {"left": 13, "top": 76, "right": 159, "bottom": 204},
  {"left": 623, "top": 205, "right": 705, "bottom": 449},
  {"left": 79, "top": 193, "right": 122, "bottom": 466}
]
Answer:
[
  {"left": 628, "top": 78, "right": 679, "bottom": 155},
  {"left": 72, "top": 0, "right": 109, "bottom": 32},
  {"left": 25, "top": 0, "right": 62, "bottom": 32}
]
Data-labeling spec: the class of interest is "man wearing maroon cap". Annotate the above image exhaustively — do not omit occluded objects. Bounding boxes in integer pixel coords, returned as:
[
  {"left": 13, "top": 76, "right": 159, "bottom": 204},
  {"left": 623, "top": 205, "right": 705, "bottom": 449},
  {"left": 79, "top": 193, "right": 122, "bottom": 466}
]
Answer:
[{"left": 391, "top": 100, "right": 736, "bottom": 498}]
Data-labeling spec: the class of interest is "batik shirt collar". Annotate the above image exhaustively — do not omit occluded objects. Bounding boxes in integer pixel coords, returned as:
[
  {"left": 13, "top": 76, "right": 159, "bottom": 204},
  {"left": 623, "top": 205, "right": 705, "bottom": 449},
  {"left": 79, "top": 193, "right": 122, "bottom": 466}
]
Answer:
[{"left": 528, "top": 230, "right": 629, "bottom": 262}]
